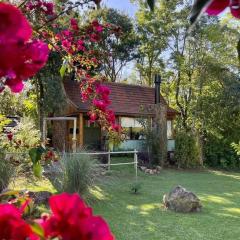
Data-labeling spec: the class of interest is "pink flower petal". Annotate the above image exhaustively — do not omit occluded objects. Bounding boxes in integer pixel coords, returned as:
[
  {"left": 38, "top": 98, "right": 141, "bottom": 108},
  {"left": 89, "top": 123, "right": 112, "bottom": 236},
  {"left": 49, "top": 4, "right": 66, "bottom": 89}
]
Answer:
[
  {"left": 0, "top": 2, "right": 32, "bottom": 43},
  {"left": 230, "top": 0, "right": 240, "bottom": 18},
  {"left": 206, "top": 0, "right": 229, "bottom": 15},
  {"left": 6, "top": 79, "right": 24, "bottom": 93}
]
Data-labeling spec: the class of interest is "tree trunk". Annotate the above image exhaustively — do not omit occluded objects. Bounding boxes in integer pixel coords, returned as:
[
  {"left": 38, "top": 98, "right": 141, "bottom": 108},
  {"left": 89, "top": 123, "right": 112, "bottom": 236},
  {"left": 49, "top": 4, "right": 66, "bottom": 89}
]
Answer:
[
  {"left": 154, "top": 103, "right": 168, "bottom": 166},
  {"left": 36, "top": 76, "right": 45, "bottom": 143}
]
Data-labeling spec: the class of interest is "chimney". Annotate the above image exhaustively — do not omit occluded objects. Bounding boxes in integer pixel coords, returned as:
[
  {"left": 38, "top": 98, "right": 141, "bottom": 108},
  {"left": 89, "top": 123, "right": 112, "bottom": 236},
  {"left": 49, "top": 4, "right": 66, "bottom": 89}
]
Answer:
[{"left": 154, "top": 74, "right": 161, "bottom": 104}]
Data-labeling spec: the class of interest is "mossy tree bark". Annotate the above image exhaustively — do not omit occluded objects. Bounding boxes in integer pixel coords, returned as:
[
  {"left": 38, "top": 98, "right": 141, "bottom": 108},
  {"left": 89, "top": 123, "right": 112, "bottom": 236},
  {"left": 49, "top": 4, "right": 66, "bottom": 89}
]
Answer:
[{"left": 154, "top": 104, "right": 168, "bottom": 166}]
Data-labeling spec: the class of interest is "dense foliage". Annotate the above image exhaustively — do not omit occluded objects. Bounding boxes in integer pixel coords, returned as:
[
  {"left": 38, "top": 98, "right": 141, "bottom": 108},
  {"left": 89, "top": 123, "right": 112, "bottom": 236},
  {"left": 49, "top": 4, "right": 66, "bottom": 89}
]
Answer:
[
  {"left": 134, "top": 0, "right": 240, "bottom": 169},
  {"left": 174, "top": 131, "right": 200, "bottom": 168}
]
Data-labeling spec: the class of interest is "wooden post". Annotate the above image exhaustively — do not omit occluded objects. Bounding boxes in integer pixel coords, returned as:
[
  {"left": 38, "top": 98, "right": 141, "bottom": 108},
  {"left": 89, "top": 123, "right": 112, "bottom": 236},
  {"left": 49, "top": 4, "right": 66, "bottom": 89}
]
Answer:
[
  {"left": 79, "top": 113, "right": 84, "bottom": 147},
  {"left": 134, "top": 149, "right": 138, "bottom": 181},
  {"left": 72, "top": 118, "right": 77, "bottom": 153},
  {"left": 108, "top": 151, "right": 111, "bottom": 171}
]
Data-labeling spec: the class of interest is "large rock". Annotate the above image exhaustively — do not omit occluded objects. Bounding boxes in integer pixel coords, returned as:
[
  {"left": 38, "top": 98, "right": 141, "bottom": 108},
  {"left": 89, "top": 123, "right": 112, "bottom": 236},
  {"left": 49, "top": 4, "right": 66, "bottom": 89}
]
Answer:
[{"left": 163, "top": 186, "right": 202, "bottom": 213}]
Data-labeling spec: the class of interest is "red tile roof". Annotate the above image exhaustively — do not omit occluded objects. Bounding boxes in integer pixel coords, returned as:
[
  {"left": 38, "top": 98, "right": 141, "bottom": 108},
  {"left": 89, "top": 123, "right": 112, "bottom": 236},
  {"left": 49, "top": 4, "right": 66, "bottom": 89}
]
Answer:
[{"left": 64, "top": 80, "right": 178, "bottom": 117}]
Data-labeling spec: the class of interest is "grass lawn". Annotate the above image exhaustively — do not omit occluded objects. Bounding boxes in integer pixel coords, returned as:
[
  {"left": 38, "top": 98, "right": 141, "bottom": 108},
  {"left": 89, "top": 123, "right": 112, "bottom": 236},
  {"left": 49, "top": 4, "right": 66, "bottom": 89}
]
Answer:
[
  {"left": 90, "top": 157, "right": 240, "bottom": 240},
  {"left": 10, "top": 157, "right": 240, "bottom": 240}
]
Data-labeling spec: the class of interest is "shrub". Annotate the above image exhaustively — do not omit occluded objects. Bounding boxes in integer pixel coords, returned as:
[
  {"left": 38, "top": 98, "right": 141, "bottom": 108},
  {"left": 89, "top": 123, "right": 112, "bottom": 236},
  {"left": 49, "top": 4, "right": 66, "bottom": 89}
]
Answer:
[
  {"left": 204, "top": 135, "right": 239, "bottom": 169},
  {"left": 0, "top": 150, "right": 12, "bottom": 192},
  {"left": 48, "top": 153, "right": 98, "bottom": 196},
  {"left": 174, "top": 131, "right": 200, "bottom": 168},
  {"left": 0, "top": 117, "right": 40, "bottom": 153}
]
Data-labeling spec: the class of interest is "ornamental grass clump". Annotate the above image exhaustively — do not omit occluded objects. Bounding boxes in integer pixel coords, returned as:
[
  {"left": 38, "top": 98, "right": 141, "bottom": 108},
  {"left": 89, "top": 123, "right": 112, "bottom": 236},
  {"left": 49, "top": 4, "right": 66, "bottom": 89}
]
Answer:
[
  {"left": 53, "top": 153, "right": 98, "bottom": 196},
  {"left": 0, "top": 150, "right": 13, "bottom": 192}
]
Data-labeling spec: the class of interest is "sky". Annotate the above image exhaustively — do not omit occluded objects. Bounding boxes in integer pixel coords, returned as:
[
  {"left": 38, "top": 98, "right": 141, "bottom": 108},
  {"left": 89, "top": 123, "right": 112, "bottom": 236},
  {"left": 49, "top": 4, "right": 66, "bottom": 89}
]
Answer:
[{"left": 102, "top": 0, "right": 138, "bottom": 18}]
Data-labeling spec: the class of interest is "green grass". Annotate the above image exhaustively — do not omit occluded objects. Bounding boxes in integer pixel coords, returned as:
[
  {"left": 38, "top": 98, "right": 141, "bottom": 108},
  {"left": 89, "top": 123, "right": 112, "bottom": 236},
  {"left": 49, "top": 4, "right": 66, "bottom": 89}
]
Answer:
[
  {"left": 8, "top": 156, "right": 240, "bottom": 240},
  {"left": 90, "top": 157, "right": 240, "bottom": 240}
]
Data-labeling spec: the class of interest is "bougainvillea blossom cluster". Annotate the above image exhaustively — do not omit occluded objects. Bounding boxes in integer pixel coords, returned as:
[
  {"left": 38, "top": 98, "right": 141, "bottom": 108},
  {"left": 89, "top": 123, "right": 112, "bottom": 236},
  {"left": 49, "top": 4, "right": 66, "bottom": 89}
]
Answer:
[
  {"left": 0, "top": 193, "right": 115, "bottom": 240},
  {"left": 206, "top": 0, "right": 240, "bottom": 18},
  {"left": 26, "top": 0, "right": 54, "bottom": 16},
  {"left": 1, "top": 0, "right": 121, "bottom": 131},
  {"left": 45, "top": 16, "right": 122, "bottom": 132},
  {"left": 0, "top": 204, "right": 36, "bottom": 240},
  {"left": 0, "top": 2, "right": 49, "bottom": 93},
  {"left": 80, "top": 78, "right": 121, "bottom": 133}
]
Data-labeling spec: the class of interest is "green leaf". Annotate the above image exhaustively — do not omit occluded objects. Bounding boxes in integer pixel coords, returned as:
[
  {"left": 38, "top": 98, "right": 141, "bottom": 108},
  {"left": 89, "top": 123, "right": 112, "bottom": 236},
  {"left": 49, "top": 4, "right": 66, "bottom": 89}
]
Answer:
[
  {"left": 30, "top": 222, "right": 45, "bottom": 238},
  {"left": 33, "top": 163, "right": 42, "bottom": 178},
  {"left": 60, "top": 64, "right": 67, "bottom": 78},
  {"left": 60, "top": 59, "right": 68, "bottom": 78},
  {"left": 0, "top": 190, "right": 20, "bottom": 198},
  {"left": 147, "top": 0, "right": 155, "bottom": 11},
  {"left": 29, "top": 147, "right": 45, "bottom": 164},
  {"left": 190, "top": 0, "right": 212, "bottom": 25}
]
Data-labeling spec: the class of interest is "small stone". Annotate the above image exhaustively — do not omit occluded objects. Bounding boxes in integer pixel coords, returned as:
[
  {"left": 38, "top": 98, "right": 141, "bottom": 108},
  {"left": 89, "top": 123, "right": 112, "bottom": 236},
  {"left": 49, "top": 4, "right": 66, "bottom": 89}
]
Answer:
[
  {"left": 149, "top": 170, "right": 154, "bottom": 175},
  {"left": 156, "top": 166, "right": 162, "bottom": 171},
  {"left": 140, "top": 166, "right": 147, "bottom": 171},
  {"left": 145, "top": 169, "right": 150, "bottom": 173}
]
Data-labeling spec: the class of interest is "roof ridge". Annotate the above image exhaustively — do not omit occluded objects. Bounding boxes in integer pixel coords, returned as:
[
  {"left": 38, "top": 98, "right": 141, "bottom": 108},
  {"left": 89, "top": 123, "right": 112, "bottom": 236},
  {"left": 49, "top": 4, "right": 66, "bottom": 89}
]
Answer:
[{"left": 102, "top": 81, "right": 155, "bottom": 90}]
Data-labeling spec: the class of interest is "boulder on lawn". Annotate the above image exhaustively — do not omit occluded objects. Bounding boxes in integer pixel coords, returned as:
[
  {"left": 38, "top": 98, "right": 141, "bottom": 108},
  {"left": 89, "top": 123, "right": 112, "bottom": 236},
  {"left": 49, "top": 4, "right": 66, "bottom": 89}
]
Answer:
[{"left": 163, "top": 186, "right": 202, "bottom": 213}]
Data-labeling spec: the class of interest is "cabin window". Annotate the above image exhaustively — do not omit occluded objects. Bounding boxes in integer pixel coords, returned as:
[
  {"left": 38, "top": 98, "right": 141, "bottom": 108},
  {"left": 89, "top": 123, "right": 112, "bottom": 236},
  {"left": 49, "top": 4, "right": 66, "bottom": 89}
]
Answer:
[{"left": 120, "top": 117, "right": 146, "bottom": 140}]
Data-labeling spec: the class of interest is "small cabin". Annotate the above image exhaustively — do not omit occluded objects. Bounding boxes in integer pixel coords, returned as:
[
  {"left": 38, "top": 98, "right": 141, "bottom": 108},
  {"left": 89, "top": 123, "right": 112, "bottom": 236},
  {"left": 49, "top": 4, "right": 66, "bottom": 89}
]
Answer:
[{"left": 49, "top": 80, "right": 178, "bottom": 153}]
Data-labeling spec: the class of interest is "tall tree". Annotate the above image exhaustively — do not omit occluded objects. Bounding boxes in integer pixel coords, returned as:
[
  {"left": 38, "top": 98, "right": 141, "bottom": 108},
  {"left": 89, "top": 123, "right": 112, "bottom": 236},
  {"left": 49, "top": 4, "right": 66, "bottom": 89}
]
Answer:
[
  {"left": 136, "top": 0, "right": 240, "bottom": 166},
  {"left": 90, "top": 8, "right": 139, "bottom": 82},
  {"left": 134, "top": 0, "right": 179, "bottom": 86}
]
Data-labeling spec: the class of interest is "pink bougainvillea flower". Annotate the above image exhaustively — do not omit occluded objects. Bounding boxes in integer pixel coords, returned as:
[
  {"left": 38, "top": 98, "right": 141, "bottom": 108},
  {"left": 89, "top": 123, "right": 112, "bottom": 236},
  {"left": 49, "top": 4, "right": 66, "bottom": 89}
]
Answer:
[
  {"left": 43, "top": 2, "right": 54, "bottom": 15},
  {"left": 7, "top": 132, "right": 13, "bottom": 141},
  {"left": 0, "top": 2, "right": 32, "bottom": 43},
  {"left": 229, "top": 0, "right": 240, "bottom": 18},
  {"left": 0, "top": 3, "right": 49, "bottom": 93},
  {"left": 96, "top": 85, "right": 110, "bottom": 95},
  {"left": 90, "top": 33, "right": 101, "bottom": 42},
  {"left": 0, "top": 40, "right": 49, "bottom": 92},
  {"left": 111, "top": 124, "right": 121, "bottom": 132},
  {"left": 5, "top": 79, "right": 24, "bottom": 93},
  {"left": 106, "top": 110, "right": 116, "bottom": 124},
  {"left": 95, "top": 25, "right": 103, "bottom": 32},
  {"left": 92, "top": 20, "right": 104, "bottom": 33},
  {"left": 206, "top": 0, "right": 229, "bottom": 15},
  {"left": 89, "top": 112, "right": 98, "bottom": 122},
  {"left": 93, "top": 99, "right": 107, "bottom": 111},
  {"left": 206, "top": 0, "right": 240, "bottom": 18},
  {"left": 43, "top": 193, "right": 115, "bottom": 240},
  {"left": 0, "top": 204, "right": 37, "bottom": 240},
  {"left": 70, "top": 18, "right": 79, "bottom": 31}
]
